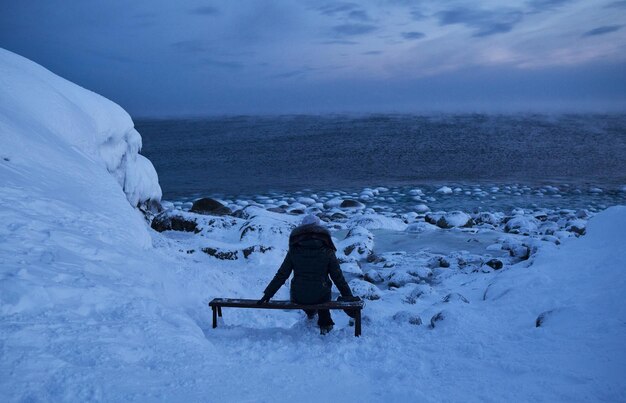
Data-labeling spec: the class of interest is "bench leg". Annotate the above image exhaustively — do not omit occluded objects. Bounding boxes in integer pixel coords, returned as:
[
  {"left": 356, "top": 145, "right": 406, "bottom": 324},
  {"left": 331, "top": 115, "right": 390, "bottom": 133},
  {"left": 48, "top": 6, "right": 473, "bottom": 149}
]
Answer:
[
  {"left": 217, "top": 306, "right": 222, "bottom": 317},
  {"left": 212, "top": 306, "right": 217, "bottom": 329},
  {"left": 355, "top": 309, "right": 362, "bottom": 337}
]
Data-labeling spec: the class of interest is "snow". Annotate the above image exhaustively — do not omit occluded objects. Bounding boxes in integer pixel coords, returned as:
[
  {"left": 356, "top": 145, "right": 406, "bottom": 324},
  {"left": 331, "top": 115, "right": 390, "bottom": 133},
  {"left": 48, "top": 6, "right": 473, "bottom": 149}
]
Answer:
[
  {"left": 1, "top": 49, "right": 625, "bottom": 402},
  {"left": 436, "top": 186, "right": 453, "bottom": 194},
  {"left": 0, "top": 48, "right": 161, "bottom": 208}
]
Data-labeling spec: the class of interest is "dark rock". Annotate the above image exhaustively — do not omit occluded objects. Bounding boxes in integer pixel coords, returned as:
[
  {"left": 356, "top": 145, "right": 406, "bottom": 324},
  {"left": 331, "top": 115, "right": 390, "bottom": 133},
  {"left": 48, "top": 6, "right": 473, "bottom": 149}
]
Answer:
[
  {"left": 364, "top": 270, "right": 384, "bottom": 283},
  {"left": 535, "top": 310, "right": 553, "bottom": 327},
  {"left": 190, "top": 198, "right": 232, "bottom": 216},
  {"left": 392, "top": 311, "right": 423, "bottom": 326},
  {"left": 288, "top": 209, "right": 305, "bottom": 215},
  {"left": 201, "top": 247, "right": 238, "bottom": 260},
  {"left": 508, "top": 245, "right": 530, "bottom": 260},
  {"left": 331, "top": 212, "right": 348, "bottom": 220},
  {"left": 242, "top": 245, "right": 273, "bottom": 258},
  {"left": 566, "top": 221, "right": 586, "bottom": 236},
  {"left": 443, "top": 293, "right": 469, "bottom": 303},
  {"left": 427, "top": 256, "right": 450, "bottom": 269},
  {"left": 266, "top": 207, "right": 286, "bottom": 214},
  {"left": 430, "top": 311, "right": 446, "bottom": 328},
  {"left": 485, "top": 259, "right": 503, "bottom": 270},
  {"left": 424, "top": 212, "right": 442, "bottom": 225},
  {"left": 340, "top": 199, "right": 365, "bottom": 208},
  {"left": 404, "top": 285, "right": 431, "bottom": 304},
  {"left": 539, "top": 221, "right": 560, "bottom": 235},
  {"left": 151, "top": 212, "right": 199, "bottom": 233},
  {"left": 231, "top": 209, "right": 246, "bottom": 219},
  {"left": 366, "top": 254, "right": 383, "bottom": 263},
  {"left": 202, "top": 245, "right": 273, "bottom": 260}
]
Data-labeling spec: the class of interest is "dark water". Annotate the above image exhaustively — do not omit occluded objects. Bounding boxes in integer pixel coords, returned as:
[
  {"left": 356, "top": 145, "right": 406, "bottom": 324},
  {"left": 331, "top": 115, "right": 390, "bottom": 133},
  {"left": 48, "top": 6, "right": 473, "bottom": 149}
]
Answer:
[{"left": 137, "top": 114, "right": 626, "bottom": 200}]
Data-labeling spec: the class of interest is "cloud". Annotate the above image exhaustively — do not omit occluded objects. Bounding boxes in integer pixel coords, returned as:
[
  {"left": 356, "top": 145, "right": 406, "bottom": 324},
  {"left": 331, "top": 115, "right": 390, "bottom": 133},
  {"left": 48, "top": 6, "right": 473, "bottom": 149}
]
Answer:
[
  {"left": 582, "top": 25, "right": 622, "bottom": 37},
  {"left": 526, "top": 0, "right": 574, "bottom": 13},
  {"left": 318, "top": 2, "right": 359, "bottom": 16},
  {"left": 402, "top": 31, "right": 425, "bottom": 40},
  {"left": 271, "top": 67, "right": 317, "bottom": 79},
  {"left": 171, "top": 40, "right": 208, "bottom": 53},
  {"left": 436, "top": 7, "right": 524, "bottom": 37},
  {"left": 410, "top": 10, "right": 428, "bottom": 20},
  {"left": 333, "top": 23, "right": 377, "bottom": 36},
  {"left": 271, "top": 70, "right": 307, "bottom": 79},
  {"left": 347, "top": 10, "right": 370, "bottom": 21},
  {"left": 321, "top": 39, "right": 359, "bottom": 45},
  {"left": 363, "top": 50, "right": 382, "bottom": 55},
  {"left": 605, "top": 0, "right": 626, "bottom": 8},
  {"left": 201, "top": 58, "right": 243, "bottom": 70},
  {"left": 318, "top": 2, "right": 371, "bottom": 21},
  {"left": 190, "top": 6, "right": 219, "bottom": 16}
]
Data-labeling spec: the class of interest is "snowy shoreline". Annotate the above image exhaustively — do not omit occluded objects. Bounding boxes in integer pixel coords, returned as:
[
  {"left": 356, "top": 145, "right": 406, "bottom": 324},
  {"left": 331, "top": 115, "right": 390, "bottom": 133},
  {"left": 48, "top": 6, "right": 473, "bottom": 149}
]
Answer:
[{"left": 1, "top": 48, "right": 625, "bottom": 401}]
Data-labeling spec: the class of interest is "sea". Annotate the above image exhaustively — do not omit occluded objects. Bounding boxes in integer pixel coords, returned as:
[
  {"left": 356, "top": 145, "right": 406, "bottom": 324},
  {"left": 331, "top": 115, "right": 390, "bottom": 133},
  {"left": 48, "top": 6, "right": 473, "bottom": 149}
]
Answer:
[{"left": 137, "top": 114, "right": 626, "bottom": 213}]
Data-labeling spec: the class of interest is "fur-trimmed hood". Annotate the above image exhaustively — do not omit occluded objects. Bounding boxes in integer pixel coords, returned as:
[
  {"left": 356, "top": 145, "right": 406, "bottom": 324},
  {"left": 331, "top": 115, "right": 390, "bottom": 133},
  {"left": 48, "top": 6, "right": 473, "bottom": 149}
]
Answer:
[{"left": 288, "top": 223, "right": 336, "bottom": 251}]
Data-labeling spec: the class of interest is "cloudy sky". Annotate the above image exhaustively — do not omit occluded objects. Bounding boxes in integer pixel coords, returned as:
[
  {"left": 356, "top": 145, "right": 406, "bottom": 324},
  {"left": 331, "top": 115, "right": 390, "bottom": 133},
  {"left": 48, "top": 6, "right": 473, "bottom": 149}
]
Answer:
[{"left": 1, "top": 0, "right": 625, "bottom": 115}]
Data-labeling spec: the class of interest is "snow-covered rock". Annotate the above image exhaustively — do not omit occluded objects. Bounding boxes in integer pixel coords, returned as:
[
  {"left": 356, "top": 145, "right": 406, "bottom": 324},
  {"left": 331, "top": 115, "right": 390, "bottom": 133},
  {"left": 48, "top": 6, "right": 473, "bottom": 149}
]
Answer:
[
  {"left": 405, "top": 221, "right": 439, "bottom": 233},
  {"left": 436, "top": 211, "right": 474, "bottom": 229},
  {"left": 387, "top": 271, "right": 420, "bottom": 288},
  {"left": 504, "top": 215, "right": 539, "bottom": 235},
  {"left": 340, "top": 262, "right": 363, "bottom": 276},
  {"left": 337, "top": 226, "right": 375, "bottom": 261},
  {"left": 239, "top": 208, "right": 298, "bottom": 247},
  {"left": 347, "top": 213, "right": 407, "bottom": 231},
  {"left": 348, "top": 279, "right": 382, "bottom": 300},
  {"left": 392, "top": 311, "right": 422, "bottom": 325}
]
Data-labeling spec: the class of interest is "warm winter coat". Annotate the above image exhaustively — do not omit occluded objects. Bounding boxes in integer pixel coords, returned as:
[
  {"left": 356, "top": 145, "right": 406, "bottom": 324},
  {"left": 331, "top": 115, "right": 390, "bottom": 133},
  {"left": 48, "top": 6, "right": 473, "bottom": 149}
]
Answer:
[{"left": 263, "top": 224, "right": 353, "bottom": 304}]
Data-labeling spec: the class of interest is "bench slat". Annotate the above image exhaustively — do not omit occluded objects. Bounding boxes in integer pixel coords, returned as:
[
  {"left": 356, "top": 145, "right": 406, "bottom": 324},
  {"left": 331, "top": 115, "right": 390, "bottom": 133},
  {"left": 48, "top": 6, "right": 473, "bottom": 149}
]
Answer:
[{"left": 209, "top": 298, "right": 364, "bottom": 310}]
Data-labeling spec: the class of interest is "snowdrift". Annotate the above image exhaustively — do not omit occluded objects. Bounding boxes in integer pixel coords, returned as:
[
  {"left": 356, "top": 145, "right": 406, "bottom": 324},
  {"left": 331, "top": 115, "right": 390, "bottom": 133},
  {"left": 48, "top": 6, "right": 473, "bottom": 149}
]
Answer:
[{"left": 0, "top": 48, "right": 161, "bottom": 209}]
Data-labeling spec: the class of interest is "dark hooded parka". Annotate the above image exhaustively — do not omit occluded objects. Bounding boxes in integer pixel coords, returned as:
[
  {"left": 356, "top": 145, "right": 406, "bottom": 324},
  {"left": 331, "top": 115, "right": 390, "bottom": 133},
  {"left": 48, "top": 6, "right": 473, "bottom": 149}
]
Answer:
[{"left": 263, "top": 223, "right": 353, "bottom": 304}]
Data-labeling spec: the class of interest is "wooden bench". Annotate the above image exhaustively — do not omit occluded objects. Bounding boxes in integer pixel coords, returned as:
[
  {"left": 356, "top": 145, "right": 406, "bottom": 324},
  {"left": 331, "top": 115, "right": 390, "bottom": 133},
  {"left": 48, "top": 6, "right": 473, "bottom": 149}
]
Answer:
[{"left": 209, "top": 298, "right": 365, "bottom": 337}]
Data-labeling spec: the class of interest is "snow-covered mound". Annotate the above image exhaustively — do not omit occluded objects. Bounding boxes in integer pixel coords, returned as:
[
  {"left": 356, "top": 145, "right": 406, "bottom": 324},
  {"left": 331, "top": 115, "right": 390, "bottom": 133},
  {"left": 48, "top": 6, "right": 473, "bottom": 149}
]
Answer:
[
  {"left": 0, "top": 50, "right": 212, "bottom": 400},
  {"left": 0, "top": 48, "right": 161, "bottom": 208}
]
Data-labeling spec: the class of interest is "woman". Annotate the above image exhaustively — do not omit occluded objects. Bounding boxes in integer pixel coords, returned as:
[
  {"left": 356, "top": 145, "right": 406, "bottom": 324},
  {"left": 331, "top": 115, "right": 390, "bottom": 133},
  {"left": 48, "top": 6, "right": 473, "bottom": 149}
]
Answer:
[{"left": 258, "top": 214, "right": 355, "bottom": 334}]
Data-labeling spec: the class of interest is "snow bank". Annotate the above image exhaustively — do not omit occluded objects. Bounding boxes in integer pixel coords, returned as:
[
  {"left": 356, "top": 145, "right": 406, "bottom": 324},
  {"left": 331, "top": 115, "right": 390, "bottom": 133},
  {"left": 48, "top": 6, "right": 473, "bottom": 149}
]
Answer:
[
  {"left": 0, "top": 50, "right": 211, "bottom": 400},
  {"left": 0, "top": 48, "right": 161, "bottom": 208},
  {"left": 486, "top": 205, "right": 626, "bottom": 333}
]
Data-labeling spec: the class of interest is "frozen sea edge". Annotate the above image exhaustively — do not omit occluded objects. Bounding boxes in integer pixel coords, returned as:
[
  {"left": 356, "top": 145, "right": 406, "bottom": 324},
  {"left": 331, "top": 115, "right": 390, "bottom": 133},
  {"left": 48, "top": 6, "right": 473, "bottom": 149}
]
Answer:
[{"left": 0, "top": 48, "right": 625, "bottom": 402}]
